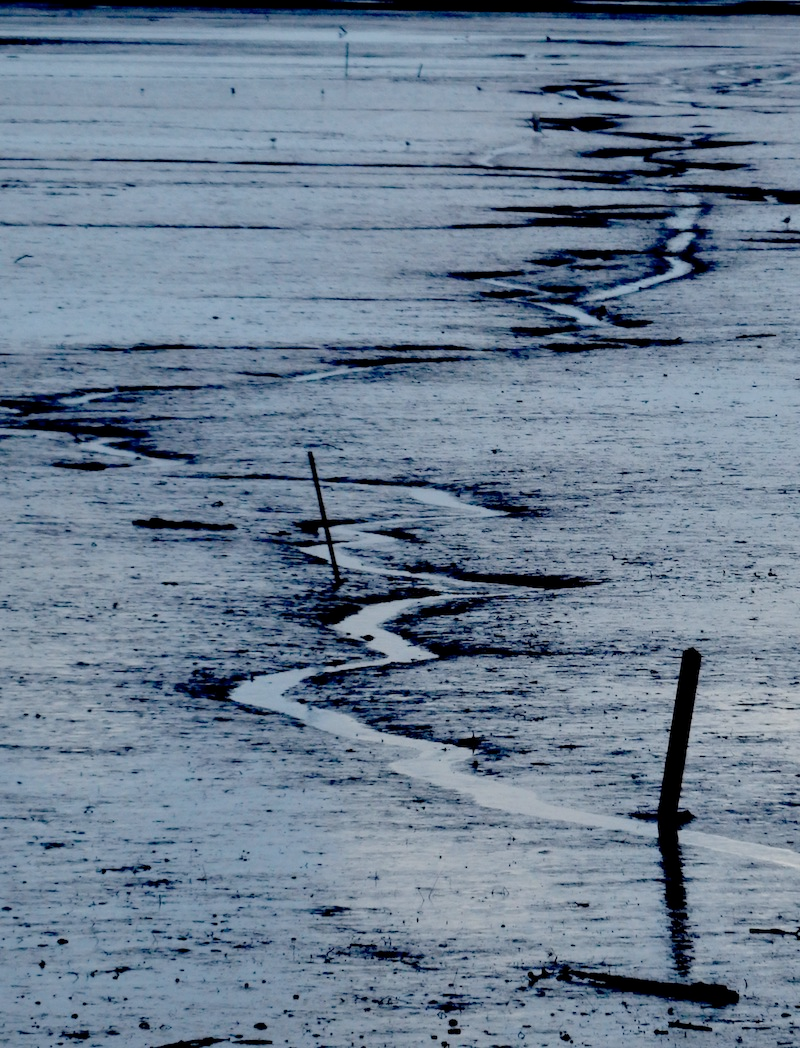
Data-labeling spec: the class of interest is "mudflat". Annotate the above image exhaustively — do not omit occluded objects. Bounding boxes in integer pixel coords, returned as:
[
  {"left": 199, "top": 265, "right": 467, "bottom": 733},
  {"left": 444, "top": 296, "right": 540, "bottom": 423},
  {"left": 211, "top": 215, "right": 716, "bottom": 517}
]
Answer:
[{"left": 3, "top": 7, "right": 800, "bottom": 1046}]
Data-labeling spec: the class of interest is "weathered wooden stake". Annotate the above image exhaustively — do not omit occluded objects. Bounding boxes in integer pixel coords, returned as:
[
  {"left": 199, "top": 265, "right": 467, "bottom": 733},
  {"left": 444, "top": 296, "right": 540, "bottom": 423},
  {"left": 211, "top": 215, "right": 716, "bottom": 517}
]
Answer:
[
  {"left": 658, "top": 647, "right": 702, "bottom": 825},
  {"left": 308, "top": 450, "right": 341, "bottom": 586},
  {"left": 344, "top": 42, "right": 349, "bottom": 78}
]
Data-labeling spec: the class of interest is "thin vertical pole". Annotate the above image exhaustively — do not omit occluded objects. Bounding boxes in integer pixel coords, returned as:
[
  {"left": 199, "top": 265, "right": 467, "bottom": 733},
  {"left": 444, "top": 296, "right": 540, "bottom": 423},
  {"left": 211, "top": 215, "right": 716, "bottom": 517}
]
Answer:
[
  {"left": 344, "top": 42, "right": 349, "bottom": 78},
  {"left": 308, "top": 451, "right": 341, "bottom": 586},
  {"left": 658, "top": 647, "right": 701, "bottom": 825}
]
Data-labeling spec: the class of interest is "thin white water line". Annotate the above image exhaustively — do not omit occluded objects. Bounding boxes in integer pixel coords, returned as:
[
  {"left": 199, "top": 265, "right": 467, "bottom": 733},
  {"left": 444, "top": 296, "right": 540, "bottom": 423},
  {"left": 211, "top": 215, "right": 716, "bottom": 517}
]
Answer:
[
  {"left": 293, "top": 369, "right": 348, "bottom": 383},
  {"left": 537, "top": 302, "right": 607, "bottom": 326},
  {"left": 404, "top": 486, "right": 501, "bottom": 515},
  {"left": 79, "top": 437, "right": 141, "bottom": 460},
  {"left": 59, "top": 390, "right": 118, "bottom": 407},
  {"left": 332, "top": 594, "right": 446, "bottom": 663},
  {"left": 583, "top": 253, "right": 694, "bottom": 304}
]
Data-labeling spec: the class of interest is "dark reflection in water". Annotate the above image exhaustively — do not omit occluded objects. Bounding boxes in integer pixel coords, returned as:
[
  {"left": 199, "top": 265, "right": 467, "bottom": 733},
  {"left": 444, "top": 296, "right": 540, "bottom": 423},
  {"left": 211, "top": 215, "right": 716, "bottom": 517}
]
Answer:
[{"left": 659, "top": 825, "right": 693, "bottom": 977}]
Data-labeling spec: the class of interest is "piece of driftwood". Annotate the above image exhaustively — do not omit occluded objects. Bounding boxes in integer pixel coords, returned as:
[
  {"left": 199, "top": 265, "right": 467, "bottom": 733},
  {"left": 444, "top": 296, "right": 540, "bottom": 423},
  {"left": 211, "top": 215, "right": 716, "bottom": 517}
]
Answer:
[
  {"left": 750, "top": 926, "right": 800, "bottom": 939},
  {"left": 556, "top": 965, "right": 738, "bottom": 1006}
]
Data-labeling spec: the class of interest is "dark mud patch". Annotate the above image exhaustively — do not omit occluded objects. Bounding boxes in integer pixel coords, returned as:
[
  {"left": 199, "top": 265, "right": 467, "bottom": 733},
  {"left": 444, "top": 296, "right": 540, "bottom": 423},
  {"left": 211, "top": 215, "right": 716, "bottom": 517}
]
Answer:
[
  {"left": 608, "top": 316, "right": 653, "bottom": 328},
  {"left": 531, "top": 249, "right": 644, "bottom": 267},
  {"left": 297, "top": 517, "right": 359, "bottom": 536},
  {"left": 133, "top": 517, "right": 237, "bottom": 531},
  {"left": 683, "top": 184, "right": 800, "bottom": 205},
  {"left": 405, "top": 562, "right": 602, "bottom": 589},
  {"left": 1, "top": 394, "right": 65, "bottom": 415},
  {"left": 329, "top": 942, "right": 432, "bottom": 971},
  {"left": 373, "top": 526, "right": 425, "bottom": 543},
  {"left": 511, "top": 325, "right": 578, "bottom": 338},
  {"left": 413, "top": 599, "right": 481, "bottom": 619},
  {"left": 328, "top": 355, "right": 465, "bottom": 368},
  {"left": 479, "top": 288, "right": 533, "bottom": 299},
  {"left": 541, "top": 81, "right": 623, "bottom": 102},
  {"left": 175, "top": 667, "right": 249, "bottom": 704},
  {"left": 465, "top": 487, "right": 544, "bottom": 516},
  {"left": 2, "top": 385, "right": 208, "bottom": 413},
  {"left": 90, "top": 343, "right": 204, "bottom": 353},
  {"left": 449, "top": 269, "right": 527, "bottom": 281},
  {"left": 6, "top": 412, "right": 195, "bottom": 461},
  {"left": 548, "top": 336, "right": 683, "bottom": 353},
  {"left": 370, "top": 343, "right": 473, "bottom": 355},
  {"left": 426, "top": 640, "right": 543, "bottom": 659},
  {"left": 315, "top": 588, "right": 441, "bottom": 626},
  {"left": 495, "top": 205, "right": 674, "bottom": 227},
  {"left": 515, "top": 113, "right": 622, "bottom": 135},
  {"left": 53, "top": 460, "right": 129, "bottom": 470}
]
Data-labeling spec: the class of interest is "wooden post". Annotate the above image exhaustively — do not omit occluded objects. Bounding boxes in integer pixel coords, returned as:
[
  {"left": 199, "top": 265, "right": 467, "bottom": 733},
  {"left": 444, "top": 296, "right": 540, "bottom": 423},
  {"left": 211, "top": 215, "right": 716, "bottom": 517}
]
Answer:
[
  {"left": 308, "top": 451, "right": 341, "bottom": 586},
  {"left": 344, "top": 42, "right": 349, "bottom": 78},
  {"left": 658, "top": 647, "right": 701, "bottom": 825}
]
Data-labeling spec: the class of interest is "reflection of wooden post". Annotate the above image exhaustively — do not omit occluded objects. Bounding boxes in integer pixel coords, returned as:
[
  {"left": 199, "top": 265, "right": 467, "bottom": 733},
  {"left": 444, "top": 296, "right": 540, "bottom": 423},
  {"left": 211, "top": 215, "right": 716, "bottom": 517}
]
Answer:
[
  {"left": 308, "top": 451, "right": 341, "bottom": 586},
  {"left": 658, "top": 648, "right": 701, "bottom": 825}
]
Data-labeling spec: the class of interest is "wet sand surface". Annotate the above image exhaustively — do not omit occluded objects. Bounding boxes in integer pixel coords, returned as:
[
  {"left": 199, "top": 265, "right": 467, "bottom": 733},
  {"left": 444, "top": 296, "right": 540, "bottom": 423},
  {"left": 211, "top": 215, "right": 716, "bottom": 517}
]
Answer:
[{"left": 3, "top": 7, "right": 800, "bottom": 1046}]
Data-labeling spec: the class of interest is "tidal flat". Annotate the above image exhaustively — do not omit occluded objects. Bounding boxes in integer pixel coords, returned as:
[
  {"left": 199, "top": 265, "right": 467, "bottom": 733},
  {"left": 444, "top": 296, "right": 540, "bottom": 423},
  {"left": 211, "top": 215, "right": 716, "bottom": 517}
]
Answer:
[{"left": 3, "top": 7, "right": 800, "bottom": 1045}]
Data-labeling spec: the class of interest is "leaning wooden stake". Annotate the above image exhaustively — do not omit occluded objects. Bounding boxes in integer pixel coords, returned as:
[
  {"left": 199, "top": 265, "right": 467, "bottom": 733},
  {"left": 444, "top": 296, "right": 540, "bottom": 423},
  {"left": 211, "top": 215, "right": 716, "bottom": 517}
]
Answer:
[
  {"left": 308, "top": 451, "right": 341, "bottom": 586},
  {"left": 658, "top": 647, "right": 702, "bottom": 825}
]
